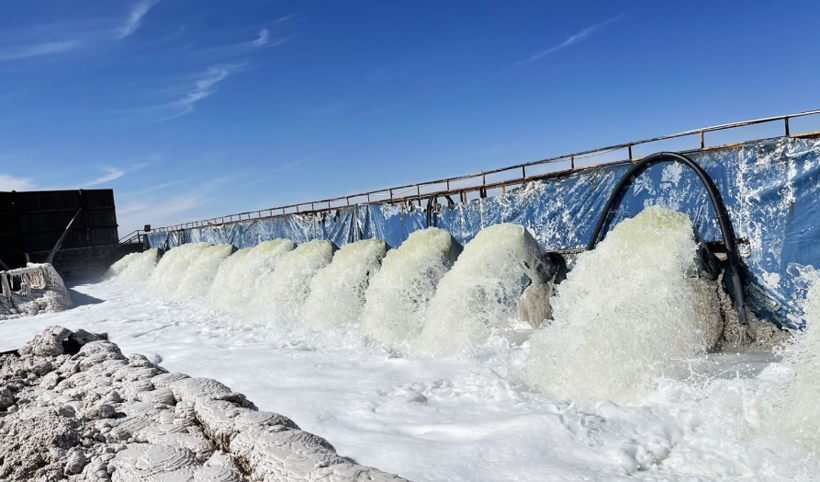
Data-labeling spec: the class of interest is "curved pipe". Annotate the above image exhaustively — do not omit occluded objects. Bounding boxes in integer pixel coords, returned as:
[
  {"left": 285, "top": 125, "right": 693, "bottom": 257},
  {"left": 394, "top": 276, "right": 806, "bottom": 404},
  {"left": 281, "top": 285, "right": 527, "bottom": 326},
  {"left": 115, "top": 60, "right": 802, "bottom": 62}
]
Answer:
[
  {"left": 426, "top": 194, "right": 455, "bottom": 228},
  {"left": 586, "top": 152, "right": 747, "bottom": 325}
]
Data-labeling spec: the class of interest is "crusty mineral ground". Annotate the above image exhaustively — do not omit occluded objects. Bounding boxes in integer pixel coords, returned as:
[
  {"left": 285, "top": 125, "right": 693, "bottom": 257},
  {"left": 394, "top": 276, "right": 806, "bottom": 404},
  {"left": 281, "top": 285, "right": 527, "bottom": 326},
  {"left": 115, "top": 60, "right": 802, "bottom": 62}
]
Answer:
[
  {"left": 0, "top": 326, "right": 410, "bottom": 482},
  {"left": 0, "top": 264, "right": 72, "bottom": 320}
]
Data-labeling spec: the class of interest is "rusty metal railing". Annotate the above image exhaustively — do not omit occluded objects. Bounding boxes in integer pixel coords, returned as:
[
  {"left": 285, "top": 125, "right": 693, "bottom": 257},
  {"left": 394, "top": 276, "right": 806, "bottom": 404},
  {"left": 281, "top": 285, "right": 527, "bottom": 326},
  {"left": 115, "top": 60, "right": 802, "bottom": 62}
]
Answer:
[{"left": 150, "top": 108, "right": 820, "bottom": 233}]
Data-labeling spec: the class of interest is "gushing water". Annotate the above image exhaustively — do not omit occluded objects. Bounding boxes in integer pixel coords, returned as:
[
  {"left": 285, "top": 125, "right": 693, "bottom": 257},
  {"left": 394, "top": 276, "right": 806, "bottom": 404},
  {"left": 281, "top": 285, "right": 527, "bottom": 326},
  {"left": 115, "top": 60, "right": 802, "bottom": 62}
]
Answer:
[
  {"left": 521, "top": 207, "right": 721, "bottom": 405},
  {"left": 302, "top": 239, "right": 388, "bottom": 330},
  {"left": 148, "top": 242, "right": 211, "bottom": 297},
  {"left": 359, "top": 228, "right": 461, "bottom": 345},
  {"left": 174, "top": 244, "right": 235, "bottom": 300},
  {"left": 247, "top": 240, "right": 336, "bottom": 322},
  {"left": 107, "top": 249, "right": 159, "bottom": 282},
  {"left": 413, "top": 224, "right": 545, "bottom": 356},
  {"left": 207, "top": 239, "right": 295, "bottom": 313},
  {"left": 766, "top": 268, "right": 820, "bottom": 453}
]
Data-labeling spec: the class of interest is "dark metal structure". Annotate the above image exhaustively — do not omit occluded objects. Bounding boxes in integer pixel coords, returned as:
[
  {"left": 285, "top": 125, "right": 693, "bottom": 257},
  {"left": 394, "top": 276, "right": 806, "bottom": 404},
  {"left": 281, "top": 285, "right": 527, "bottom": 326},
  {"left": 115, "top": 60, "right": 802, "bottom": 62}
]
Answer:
[
  {"left": 0, "top": 189, "right": 119, "bottom": 269},
  {"left": 586, "top": 152, "right": 747, "bottom": 325}
]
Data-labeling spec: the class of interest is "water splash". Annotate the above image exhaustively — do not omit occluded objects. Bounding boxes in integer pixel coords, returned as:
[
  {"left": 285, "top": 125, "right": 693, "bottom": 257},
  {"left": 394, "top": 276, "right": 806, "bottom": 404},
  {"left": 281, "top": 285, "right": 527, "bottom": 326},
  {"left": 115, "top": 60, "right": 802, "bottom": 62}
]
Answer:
[
  {"left": 414, "top": 224, "right": 545, "bottom": 356},
  {"left": 767, "top": 266, "right": 820, "bottom": 453},
  {"left": 107, "top": 249, "right": 159, "bottom": 282},
  {"left": 149, "top": 243, "right": 211, "bottom": 297},
  {"left": 247, "top": 240, "right": 335, "bottom": 323},
  {"left": 207, "top": 239, "right": 295, "bottom": 313},
  {"left": 174, "top": 244, "right": 235, "bottom": 300},
  {"left": 521, "top": 207, "right": 720, "bottom": 405},
  {"left": 359, "top": 228, "right": 461, "bottom": 345},
  {"left": 302, "top": 239, "right": 388, "bottom": 330}
]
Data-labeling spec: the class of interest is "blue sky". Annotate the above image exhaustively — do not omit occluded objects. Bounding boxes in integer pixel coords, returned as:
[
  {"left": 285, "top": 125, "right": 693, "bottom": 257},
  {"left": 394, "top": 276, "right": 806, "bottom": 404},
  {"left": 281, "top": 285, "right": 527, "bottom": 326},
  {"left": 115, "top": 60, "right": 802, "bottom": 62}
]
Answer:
[{"left": 1, "top": 1, "right": 819, "bottom": 235}]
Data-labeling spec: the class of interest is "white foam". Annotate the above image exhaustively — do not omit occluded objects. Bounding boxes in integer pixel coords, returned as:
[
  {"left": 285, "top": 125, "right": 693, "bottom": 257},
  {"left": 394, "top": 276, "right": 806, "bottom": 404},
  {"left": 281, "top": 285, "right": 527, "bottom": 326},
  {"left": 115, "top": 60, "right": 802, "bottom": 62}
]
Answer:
[
  {"left": 248, "top": 240, "right": 335, "bottom": 323},
  {"left": 521, "top": 207, "right": 718, "bottom": 405},
  {"left": 414, "top": 223, "right": 544, "bottom": 356},
  {"left": 149, "top": 243, "right": 212, "bottom": 297},
  {"left": 207, "top": 239, "right": 295, "bottom": 313},
  {"left": 108, "top": 249, "right": 159, "bottom": 282},
  {"left": 302, "top": 239, "right": 388, "bottom": 330},
  {"left": 359, "top": 228, "right": 458, "bottom": 345},
  {"left": 174, "top": 244, "right": 235, "bottom": 300},
  {"left": 765, "top": 269, "right": 820, "bottom": 453}
]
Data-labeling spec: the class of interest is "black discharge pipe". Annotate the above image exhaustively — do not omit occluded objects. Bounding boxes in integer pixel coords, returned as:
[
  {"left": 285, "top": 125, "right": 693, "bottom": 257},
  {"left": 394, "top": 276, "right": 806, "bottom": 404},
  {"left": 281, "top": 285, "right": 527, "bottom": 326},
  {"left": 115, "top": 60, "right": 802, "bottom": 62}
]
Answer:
[
  {"left": 426, "top": 194, "right": 455, "bottom": 228},
  {"left": 586, "top": 152, "right": 748, "bottom": 325}
]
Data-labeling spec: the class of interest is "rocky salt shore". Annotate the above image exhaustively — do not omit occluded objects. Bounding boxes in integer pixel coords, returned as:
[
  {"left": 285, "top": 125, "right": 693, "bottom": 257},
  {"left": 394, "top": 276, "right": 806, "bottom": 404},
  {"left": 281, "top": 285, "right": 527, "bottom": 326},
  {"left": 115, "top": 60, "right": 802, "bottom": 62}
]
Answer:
[{"left": 0, "top": 326, "right": 409, "bottom": 482}]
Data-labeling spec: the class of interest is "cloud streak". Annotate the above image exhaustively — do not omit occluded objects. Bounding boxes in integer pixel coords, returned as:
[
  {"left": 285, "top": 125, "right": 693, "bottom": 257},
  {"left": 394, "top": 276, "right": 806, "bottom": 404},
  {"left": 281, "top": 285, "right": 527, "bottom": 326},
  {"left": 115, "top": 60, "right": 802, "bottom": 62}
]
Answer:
[
  {"left": 158, "top": 63, "right": 245, "bottom": 120},
  {"left": 84, "top": 167, "right": 124, "bottom": 187},
  {"left": 0, "top": 40, "right": 82, "bottom": 62},
  {"left": 0, "top": 174, "right": 35, "bottom": 191},
  {"left": 118, "top": 0, "right": 162, "bottom": 39},
  {"left": 514, "top": 15, "right": 624, "bottom": 67},
  {"left": 252, "top": 29, "right": 269, "bottom": 47}
]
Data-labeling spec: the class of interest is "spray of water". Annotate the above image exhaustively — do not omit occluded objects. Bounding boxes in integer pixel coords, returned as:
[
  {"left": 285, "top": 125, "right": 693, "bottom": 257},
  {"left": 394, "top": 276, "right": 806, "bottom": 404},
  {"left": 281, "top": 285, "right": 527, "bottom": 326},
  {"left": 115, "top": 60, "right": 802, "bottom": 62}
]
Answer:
[
  {"left": 174, "top": 244, "right": 235, "bottom": 300},
  {"left": 413, "top": 224, "right": 543, "bottom": 356},
  {"left": 521, "top": 207, "right": 719, "bottom": 405},
  {"left": 107, "top": 249, "right": 159, "bottom": 282},
  {"left": 765, "top": 268, "right": 820, "bottom": 453},
  {"left": 148, "top": 242, "right": 211, "bottom": 297},
  {"left": 247, "top": 240, "right": 335, "bottom": 322},
  {"left": 302, "top": 239, "right": 388, "bottom": 330},
  {"left": 359, "top": 228, "right": 460, "bottom": 345},
  {"left": 207, "top": 239, "right": 295, "bottom": 313}
]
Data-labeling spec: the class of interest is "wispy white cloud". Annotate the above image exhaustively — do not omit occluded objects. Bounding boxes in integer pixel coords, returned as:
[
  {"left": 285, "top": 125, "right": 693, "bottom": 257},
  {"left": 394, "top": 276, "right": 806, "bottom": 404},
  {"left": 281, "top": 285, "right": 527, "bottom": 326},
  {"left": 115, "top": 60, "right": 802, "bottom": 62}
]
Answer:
[
  {"left": 0, "top": 174, "right": 36, "bottom": 191},
  {"left": 513, "top": 15, "right": 624, "bottom": 67},
  {"left": 274, "top": 12, "right": 297, "bottom": 24},
  {"left": 252, "top": 29, "right": 269, "bottom": 47},
  {"left": 118, "top": 0, "right": 162, "bottom": 39},
  {"left": 157, "top": 63, "right": 245, "bottom": 120},
  {"left": 0, "top": 40, "right": 82, "bottom": 62},
  {"left": 84, "top": 167, "right": 125, "bottom": 187}
]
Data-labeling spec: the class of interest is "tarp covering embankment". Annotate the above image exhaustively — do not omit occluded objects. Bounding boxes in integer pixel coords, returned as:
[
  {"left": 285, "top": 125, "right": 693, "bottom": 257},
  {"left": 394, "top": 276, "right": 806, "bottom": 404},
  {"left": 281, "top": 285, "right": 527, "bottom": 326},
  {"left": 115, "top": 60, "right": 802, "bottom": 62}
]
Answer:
[{"left": 146, "top": 136, "right": 820, "bottom": 328}]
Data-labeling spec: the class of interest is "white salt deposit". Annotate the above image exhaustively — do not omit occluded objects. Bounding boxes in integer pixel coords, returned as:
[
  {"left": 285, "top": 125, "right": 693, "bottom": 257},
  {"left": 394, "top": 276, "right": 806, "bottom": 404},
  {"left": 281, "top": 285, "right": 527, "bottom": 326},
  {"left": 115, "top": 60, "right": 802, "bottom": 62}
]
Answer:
[
  {"left": 207, "top": 239, "right": 295, "bottom": 313},
  {"left": 521, "top": 207, "right": 722, "bottom": 405},
  {"left": 302, "top": 239, "right": 388, "bottom": 330},
  {"left": 414, "top": 223, "right": 545, "bottom": 356},
  {"left": 359, "top": 228, "right": 460, "bottom": 345}
]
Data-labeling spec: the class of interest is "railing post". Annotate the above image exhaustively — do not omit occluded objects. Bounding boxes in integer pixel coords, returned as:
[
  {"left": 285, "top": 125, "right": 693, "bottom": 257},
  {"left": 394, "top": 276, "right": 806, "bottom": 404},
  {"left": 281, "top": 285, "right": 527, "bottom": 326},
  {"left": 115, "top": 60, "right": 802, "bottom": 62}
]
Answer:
[
  {"left": 700, "top": 131, "right": 705, "bottom": 149},
  {"left": 785, "top": 117, "right": 791, "bottom": 136},
  {"left": 522, "top": 166, "right": 526, "bottom": 179},
  {"left": 571, "top": 155, "right": 575, "bottom": 169},
  {"left": 628, "top": 144, "right": 633, "bottom": 161}
]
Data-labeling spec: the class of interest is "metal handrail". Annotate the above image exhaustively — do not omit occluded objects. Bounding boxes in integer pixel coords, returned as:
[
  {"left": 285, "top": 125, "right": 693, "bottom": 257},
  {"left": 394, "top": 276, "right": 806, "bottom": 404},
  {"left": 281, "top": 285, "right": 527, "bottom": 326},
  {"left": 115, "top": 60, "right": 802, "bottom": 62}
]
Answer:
[
  {"left": 119, "top": 230, "right": 146, "bottom": 245},
  {"left": 149, "top": 107, "right": 820, "bottom": 233}
]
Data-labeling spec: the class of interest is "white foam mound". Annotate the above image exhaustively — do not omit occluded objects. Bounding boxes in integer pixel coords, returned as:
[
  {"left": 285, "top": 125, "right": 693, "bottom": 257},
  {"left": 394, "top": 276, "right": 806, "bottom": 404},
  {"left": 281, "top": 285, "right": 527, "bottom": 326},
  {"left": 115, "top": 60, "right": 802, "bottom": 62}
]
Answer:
[
  {"left": 174, "top": 244, "right": 235, "bottom": 300},
  {"left": 248, "top": 240, "right": 335, "bottom": 322},
  {"left": 359, "top": 228, "right": 458, "bottom": 344},
  {"left": 413, "top": 223, "right": 544, "bottom": 356},
  {"left": 149, "top": 243, "right": 211, "bottom": 297},
  {"left": 107, "top": 249, "right": 159, "bottom": 282},
  {"left": 207, "top": 239, "right": 295, "bottom": 313},
  {"left": 521, "top": 207, "right": 718, "bottom": 405},
  {"left": 302, "top": 239, "right": 388, "bottom": 330},
  {"left": 769, "top": 272, "right": 820, "bottom": 452}
]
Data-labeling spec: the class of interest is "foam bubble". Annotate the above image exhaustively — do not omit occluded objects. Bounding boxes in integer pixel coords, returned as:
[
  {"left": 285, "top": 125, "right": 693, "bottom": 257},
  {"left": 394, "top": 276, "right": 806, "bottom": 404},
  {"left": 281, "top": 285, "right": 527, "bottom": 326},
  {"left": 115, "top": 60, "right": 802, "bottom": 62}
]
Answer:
[
  {"left": 302, "top": 239, "right": 388, "bottom": 330},
  {"left": 414, "top": 223, "right": 543, "bottom": 356},
  {"left": 359, "top": 228, "right": 459, "bottom": 344},
  {"left": 207, "top": 239, "right": 295, "bottom": 313},
  {"left": 521, "top": 207, "right": 719, "bottom": 405}
]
